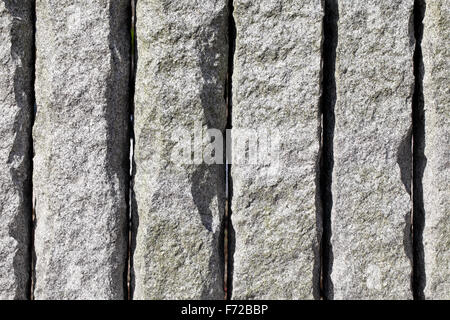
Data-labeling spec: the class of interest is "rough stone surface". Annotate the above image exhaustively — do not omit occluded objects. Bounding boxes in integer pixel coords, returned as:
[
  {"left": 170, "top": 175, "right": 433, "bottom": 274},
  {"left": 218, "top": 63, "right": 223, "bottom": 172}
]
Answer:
[
  {"left": 0, "top": 1, "right": 33, "bottom": 300},
  {"left": 421, "top": 0, "right": 450, "bottom": 300},
  {"left": 132, "top": 0, "right": 228, "bottom": 299},
  {"left": 330, "top": 0, "right": 415, "bottom": 299},
  {"left": 231, "top": 1, "right": 323, "bottom": 299},
  {"left": 33, "top": 0, "right": 130, "bottom": 299}
]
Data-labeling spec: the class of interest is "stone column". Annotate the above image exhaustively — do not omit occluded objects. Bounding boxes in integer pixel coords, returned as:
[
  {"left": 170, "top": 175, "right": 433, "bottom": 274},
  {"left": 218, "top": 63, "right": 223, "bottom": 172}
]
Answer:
[
  {"left": 331, "top": 0, "right": 415, "bottom": 299},
  {"left": 231, "top": 0, "right": 323, "bottom": 299},
  {"left": 0, "top": 0, "right": 34, "bottom": 300},
  {"left": 421, "top": 0, "right": 450, "bottom": 300},
  {"left": 132, "top": 0, "right": 228, "bottom": 299},
  {"left": 33, "top": 0, "right": 130, "bottom": 299}
]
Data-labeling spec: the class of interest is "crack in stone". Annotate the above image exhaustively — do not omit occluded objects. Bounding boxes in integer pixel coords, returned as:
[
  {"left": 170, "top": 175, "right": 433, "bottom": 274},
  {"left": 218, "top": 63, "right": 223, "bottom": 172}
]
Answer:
[
  {"left": 224, "top": 0, "right": 236, "bottom": 301},
  {"left": 318, "top": 0, "right": 338, "bottom": 300},
  {"left": 127, "top": 0, "right": 137, "bottom": 301},
  {"left": 412, "top": 0, "right": 426, "bottom": 301}
]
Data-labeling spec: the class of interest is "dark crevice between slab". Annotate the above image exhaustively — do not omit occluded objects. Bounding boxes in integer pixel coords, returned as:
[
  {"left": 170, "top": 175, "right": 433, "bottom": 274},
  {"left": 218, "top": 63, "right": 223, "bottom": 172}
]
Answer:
[
  {"left": 412, "top": 0, "right": 426, "bottom": 301},
  {"left": 224, "top": 0, "right": 236, "bottom": 301},
  {"left": 318, "top": 0, "right": 338, "bottom": 300},
  {"left": 126, "top": 0, "right": 137, "bottom": 301},
  {"left": 29, "top": 0, "right": 37, "bottom": 301}
]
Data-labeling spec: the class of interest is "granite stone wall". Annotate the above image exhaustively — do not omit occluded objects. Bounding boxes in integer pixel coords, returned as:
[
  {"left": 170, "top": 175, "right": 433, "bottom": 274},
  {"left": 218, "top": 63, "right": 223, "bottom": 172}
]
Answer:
[{"left": 0, "top": 0, "right": 448, "bottom": 300}]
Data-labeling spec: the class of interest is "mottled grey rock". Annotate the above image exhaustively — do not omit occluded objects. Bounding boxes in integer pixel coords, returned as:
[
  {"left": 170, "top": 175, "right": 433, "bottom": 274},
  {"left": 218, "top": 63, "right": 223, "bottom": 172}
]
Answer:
[
  {"left": 330, "top": 0, "right": 415, "bottom": 299},
  {"left": 0, "top": 0, "right": 33, "bottom": 300},
  {"left": 230, "top": 0, "right": 323, "bottom": 299},
  {"left": 132, "top": 0, "right": 228, "bottom": 299},
  {"left": 421, "top": 0, "right": 450, "bottom": 300},
  {"left": 33, "top": 0, "right": 130, "bottom": 300}
]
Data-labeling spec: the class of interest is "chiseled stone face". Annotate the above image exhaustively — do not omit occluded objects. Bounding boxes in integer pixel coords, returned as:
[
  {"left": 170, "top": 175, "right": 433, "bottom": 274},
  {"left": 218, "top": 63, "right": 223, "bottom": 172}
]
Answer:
[
  {"left": 132, "top": 0, "right": 228, "bottom": 299},
  {"left": 231, "top": 0, "right": 323, "bottom": 299},
  {"left": 0, "top": 1, "right": 33, "bottom": 300},
  {"left": 330, "top": 0, "right": 415, "bottom": 299},
  {"left": 33, "top": 0, "right": 130, "bottom": 299},
  {"left": 0, "top": 0, "right": 445, "bottom": 302},
  {"left": 422, "top": 0, "right": 450, "bottom": 300}
]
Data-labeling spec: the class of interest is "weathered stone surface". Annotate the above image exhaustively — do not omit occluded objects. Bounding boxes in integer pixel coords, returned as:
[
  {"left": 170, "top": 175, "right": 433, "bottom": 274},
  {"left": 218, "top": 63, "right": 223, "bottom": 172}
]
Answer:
[
  {"left": 421, "top": 0, "right": 450, "bottom": 300},
  {"left": 230, "top": 1, "right": 323, "bottom": 299},
  {"left": 132, "top": 0, "right": 228, "bottom": 299},
  {"left": 0, "top": 1, "right": 33, "bottom": 300},
  {"left": 33, "top": 0, "right": 130, "bottom": 299},
  {"left": 330, "top": 1, "right": 415, "bottom": 299}
]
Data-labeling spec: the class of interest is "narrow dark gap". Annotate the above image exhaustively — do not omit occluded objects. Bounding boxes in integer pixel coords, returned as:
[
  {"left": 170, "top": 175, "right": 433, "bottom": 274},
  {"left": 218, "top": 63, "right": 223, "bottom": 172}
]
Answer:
[
  {"left": 412, "top": 0, "right": 426, "bottom": 300},
  {"left": 224, "top": 0, "right": 236, "bottom": 301},
  {"left": 29, "top": 0, "right": 37, "bottom": 301},
  {"left": 318, "top": 0, "right": 338, "bottom": 300},
  {"left": 126, "top": 0, "right": 137, "bottom": 301}
]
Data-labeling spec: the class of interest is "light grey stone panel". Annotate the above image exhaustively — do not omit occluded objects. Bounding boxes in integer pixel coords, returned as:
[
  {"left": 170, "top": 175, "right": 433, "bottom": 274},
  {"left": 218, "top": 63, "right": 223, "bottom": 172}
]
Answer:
[
  {"left": 33, "top": 0, "right": 130, "bottom": 300},
  {"left": 231, "top": 0, "right": 323, "bottom": 299},
  {"left": 132, "top": 0, "right": 228, "bottom": 299},
  {"left": 331, "top": 0, "right": 415, "bottom": 299},
  {"left": 421, "top": 0, "right": 450, "bottom": 300}
]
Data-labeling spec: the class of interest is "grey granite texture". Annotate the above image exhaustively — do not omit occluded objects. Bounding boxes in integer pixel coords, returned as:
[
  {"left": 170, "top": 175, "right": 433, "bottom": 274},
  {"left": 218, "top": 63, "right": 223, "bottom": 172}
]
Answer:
[
  {"left": 230, "top": 0, "right": 323, "bottom": 299},
  {"left": 421, "top": 0, "right": 450, "bottom": 300},
  {"left": 33, "top": 0, "right": 130, "bottom": 299},
  {"left": 132, "top": 0, "right": 228, "bottom": 299},
  {"left": 330, "top": 0, "right": 415, "bottom": 299}
]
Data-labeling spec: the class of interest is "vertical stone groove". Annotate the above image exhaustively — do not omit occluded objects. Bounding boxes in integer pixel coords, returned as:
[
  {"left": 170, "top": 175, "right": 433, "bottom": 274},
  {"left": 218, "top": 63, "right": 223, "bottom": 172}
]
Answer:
[
  {"left": 319, "top": 0, "right": 338, "bottom": 301},
  {"left": 225, "top": 0, "right": 236, "bottom": 301},
  {"left": 412, "top": 0, "right": 426, "bottom": 300},
  {"left": 126, "top": 0, "right": 137, "bottom": 301},
  {"left": 29, "top": 0, "right": 36, "bottom": 300}
]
